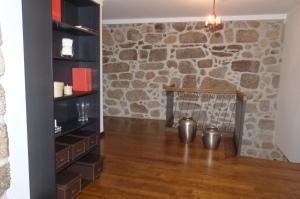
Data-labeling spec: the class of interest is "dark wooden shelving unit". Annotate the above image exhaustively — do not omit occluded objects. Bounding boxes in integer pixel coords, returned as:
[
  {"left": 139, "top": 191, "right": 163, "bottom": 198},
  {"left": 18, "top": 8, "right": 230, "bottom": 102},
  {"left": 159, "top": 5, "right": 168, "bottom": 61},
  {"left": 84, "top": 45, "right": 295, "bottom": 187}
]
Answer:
[
  {"left": 20, "top": 0, "right": 102, "bottom": 197},
  {"left": 54, "top": 90, "right": 98, "bottom": 102},
  {"left": 52, "top": 0, "right": 102, "bottom": 196},
  {"left": 55, "top": 118, "right": 97, "bottom": 138},
  {"left": 53, "top": 56, "right": 97, "bottom": 62}
]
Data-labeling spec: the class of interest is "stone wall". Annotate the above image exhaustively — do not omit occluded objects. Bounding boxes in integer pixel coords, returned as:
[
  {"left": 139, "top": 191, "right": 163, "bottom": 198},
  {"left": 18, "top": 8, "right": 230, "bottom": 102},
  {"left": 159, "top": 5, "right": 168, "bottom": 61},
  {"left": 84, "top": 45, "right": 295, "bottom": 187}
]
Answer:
[
  {"left": 102, "top": 20, "right": 285, "bottom": 160},
  {"left": 0, "top": 25, "right": 10, "bottom": 197}
]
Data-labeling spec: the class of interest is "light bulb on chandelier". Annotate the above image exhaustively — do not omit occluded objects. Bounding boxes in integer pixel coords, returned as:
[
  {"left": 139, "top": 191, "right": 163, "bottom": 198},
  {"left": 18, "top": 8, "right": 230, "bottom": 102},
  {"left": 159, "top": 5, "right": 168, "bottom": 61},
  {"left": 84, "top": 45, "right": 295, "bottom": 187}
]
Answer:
[{"left": 205, "top": 0, "right": 224, "bottom": 32}]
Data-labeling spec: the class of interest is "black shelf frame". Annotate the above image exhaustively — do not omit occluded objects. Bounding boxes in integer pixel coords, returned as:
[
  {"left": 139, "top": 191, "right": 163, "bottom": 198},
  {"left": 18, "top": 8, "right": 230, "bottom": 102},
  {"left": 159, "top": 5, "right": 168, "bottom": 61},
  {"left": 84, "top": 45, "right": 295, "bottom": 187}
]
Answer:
[
  {"left": 55, "top": 118, "right": 97, "bottom": 138},
  {"left": 65, "top": 0, "right": 98, "bottom": 6},
  {"left": 53, "top": 56, "right": 96, "bottom": 62},
  {"left": 54, "top": 90, "right": 98, "bottom": 102}
]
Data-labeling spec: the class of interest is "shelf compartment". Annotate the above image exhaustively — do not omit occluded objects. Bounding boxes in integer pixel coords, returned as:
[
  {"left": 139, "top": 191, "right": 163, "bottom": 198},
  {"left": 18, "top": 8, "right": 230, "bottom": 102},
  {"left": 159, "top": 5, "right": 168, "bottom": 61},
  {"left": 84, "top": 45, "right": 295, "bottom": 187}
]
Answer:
[
  {"left": 56, "top": 144, "right": 98, "bottom": 173},
  {"left": 65, "top": 0, "right": 99, "bottom": 7},
  {"left": 53, "top": 21, "right": 97, "bottom": 36},
  {"left": 53, "top": 56, "right": 97, "bottom": 62},
  {"left": 55, "top": 118, "right": 97, "bottom": 138},
  {"left": 54, "top": 90, "right": 98, "bottom": 102}
]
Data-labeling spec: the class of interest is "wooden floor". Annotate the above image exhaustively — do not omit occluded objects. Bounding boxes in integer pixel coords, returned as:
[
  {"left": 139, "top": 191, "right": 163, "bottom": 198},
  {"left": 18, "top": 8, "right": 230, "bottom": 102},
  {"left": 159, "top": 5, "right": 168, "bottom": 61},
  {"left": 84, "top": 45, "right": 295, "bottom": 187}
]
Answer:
[{"left": 79, "top": 117, "right": 300, "bottom": 199}]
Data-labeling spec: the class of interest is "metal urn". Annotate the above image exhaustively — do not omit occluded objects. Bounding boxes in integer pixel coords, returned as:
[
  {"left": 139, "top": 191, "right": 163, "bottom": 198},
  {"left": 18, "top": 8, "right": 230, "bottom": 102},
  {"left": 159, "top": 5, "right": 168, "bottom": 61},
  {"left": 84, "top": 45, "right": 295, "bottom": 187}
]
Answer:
[
  {"left": 202, "top": 126, "right": 222, "bottom": 150},
  {"left": 178, "top": 117, "right": 197, "bottom": 144}
]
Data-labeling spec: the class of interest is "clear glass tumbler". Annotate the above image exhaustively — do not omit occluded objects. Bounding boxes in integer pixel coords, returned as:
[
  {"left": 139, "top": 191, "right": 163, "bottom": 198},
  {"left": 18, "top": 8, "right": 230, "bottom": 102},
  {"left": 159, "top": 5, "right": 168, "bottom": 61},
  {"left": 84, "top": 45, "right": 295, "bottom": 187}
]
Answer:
[
  {"left": 84, "top": 103, "right": 90, "bottom": 121},
  {"left": 76, "top": 102, "right": 85, "bottom": 122}
]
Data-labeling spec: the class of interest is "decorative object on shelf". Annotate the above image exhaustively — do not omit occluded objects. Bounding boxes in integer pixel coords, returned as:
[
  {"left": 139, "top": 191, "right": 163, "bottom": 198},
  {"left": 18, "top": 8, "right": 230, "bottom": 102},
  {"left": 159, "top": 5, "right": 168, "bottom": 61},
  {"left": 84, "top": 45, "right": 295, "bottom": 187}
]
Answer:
[
  {"left": 76, "top": 102, "right": 90, "bottom": 122},
  {"left": 54, "top": 81, "right": 64, "bottom": 98},
  {"left": 72, "top": 68, "right": 92, "bottom": 92},
  {"left": 178, "top": 117, "right": 197, "bottom": 144},
  {"left": 63, "top": 85, "right": 72, "bottom": 96},
  {"left": 68, "top": 154, "right": 103, "bottom": 182},
  {"left": 202, "top": 126, "right": 222, "bottom": 149},
  {"left": 56, "top": 170, "right": 81, "bottom": 199},
  {"left": 84, "top": 103, "right": 90, "bottom": 122},
  {"left": 205, "top": 0, "right": 223, "bottom": 32},
  {"left": 54, "top": 119, "right": 62, "bottom": 134},
  {"left": 75, "top": 25, "right": 96, "bottom": 34},
  {"left": 52, "top": 0, "right": 61, "bottom": 22},
  {"left": 61, "top": 38, "right": 74, "bottom": 57}
]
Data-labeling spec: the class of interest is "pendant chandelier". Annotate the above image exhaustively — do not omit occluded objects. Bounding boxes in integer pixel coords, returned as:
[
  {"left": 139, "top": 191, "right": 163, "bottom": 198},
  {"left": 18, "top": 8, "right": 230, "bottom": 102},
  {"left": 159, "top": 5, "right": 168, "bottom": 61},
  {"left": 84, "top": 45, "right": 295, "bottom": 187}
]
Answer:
[{"left": 205, "top": 0, "right": 223, "bottom": 32}]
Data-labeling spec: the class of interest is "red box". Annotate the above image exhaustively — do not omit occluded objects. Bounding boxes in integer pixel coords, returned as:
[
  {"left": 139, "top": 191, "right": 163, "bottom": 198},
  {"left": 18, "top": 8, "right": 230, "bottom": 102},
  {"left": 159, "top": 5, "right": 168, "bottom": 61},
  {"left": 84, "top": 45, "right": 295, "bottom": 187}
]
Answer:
[
  {"left": 72, "top": 68, "right": 92, "bottom": 92},
  {"left": 52, "top": 0, "right": 61, "bottom": 22}
]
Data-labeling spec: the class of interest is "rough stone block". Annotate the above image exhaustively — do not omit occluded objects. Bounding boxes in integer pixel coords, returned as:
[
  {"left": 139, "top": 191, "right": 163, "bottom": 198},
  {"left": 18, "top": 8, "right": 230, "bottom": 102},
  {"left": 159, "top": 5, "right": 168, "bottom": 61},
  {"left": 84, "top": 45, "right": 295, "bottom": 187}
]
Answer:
[
  {"left": 182, "top": 75, "right": 196, "bottom": 88},
  {"left": 107, "top": 89, "right": 123, "bottom": 100},
  {"left": 127, "top": 29, "right": 142, "bottom": 41},
  {"left": 200, "top": 77, "right": 236, "bottom": 90},
  {"left": 153, "top": 76, "right": 168, "bottom": 83},
  {"left": 263, "top": 56, "right": 277, "bottom": 65},
  {"left": 132, "top": 80, "right": 147, "bottom": 88},
  {"left": 179, "top": 32, "right": 207, "bottom": 43},
  {"left": 272, "top": 75, "right": 280, "bottom": 88},
  {"left": 240, "top": 74, "right": 259, "bottom": 89},
  {"left": 178, "top": 61, "right": 196, "bottom": 74},
  {"left": 231, "top": 60, "right": 260, "bottom": 73},
  {"left": 0, "top": 136, "right": 8, "bottom": 159},
  {"left": 0, "top": 50, "right": 5, "bottom": 77},
  {"left": 113, "top": 29, "right": 125, "bottom": 43},
  {"left": 139, "top": 50, "right": 148, "bottom": 59},
  {"left": 126, "top": 90, "right": 150, "bottom": 101},
  {"left": 164, "top": 35, "right": 177, "bottom": 44},
  {"left": 119, "top": 49, "right": 137, "bottom": 61},
  {"left": 103, "top": 29, "right": 114, "bottom": 46},
  {"left": 209, "top": 67, "right": 227, "bottom": 78},
  {"left": 154, "top": 23, "right": 165, "bottom": 33},
  {"left": 0, "top": 164, "right": 10, "bottom": 196},
  {"left": 119, "top": 43, "right": 136, "bottom": 48},
  {"left": 149, "top": 49, "right": 167, "bottom": 61},
  {"left": 104, "top": 62, "right": 130, "bottom": 73},
  {"left": 167, "top": 60, "right": 177, "bottom": 69},
  {"left": 210, "top": 32, "right": 224, "bottom": 44},
  {"left": 150, "top": 110, "right": 160, "bottom": 117},
  {"left": 176, "top": 48, "right": 205, "bottom": 59},
  {"left": 140, "top": 62, "right": 164, "bottom": 70},
  {"left": 107, "top": 108, "right": 121, "bottom": 115},
  {"left": 172, "top": 23, "right": 186, "bottom": 32},
  {"left": 145, "top": 72, "right": 156, "bottom": 80},
  {"left": 111, "top": 81, "right": 129, "bottom": 88},
  {"left": 119, "top": 73, "right": 133, "bottom": 80},
  {"left": 259, "top": 119, "right": 275, "bottom": 130},
  {"left": 145, "top": 34, "right": 162, "bottom": 44},
  {"left": 0, "top": 85, "right": 5, "bottom": 116},
  {"left": 130, "top": 103, "right": 148, "bottom": 113},
  {"left": 236, "top": 30, "right": 259, "bottom": 43},
  {"left": 197, "top": 59, "right": 213, "bottom": 68}
]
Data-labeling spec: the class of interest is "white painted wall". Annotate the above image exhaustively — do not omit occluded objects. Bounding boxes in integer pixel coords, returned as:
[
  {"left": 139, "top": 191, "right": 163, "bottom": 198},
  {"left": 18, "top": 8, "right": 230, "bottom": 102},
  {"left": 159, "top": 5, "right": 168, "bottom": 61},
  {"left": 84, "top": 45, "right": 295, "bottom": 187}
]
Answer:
[
  {"left": 275, "top": 2, "right": 300, "bottom": 163},
  {"left": 0, "top": 0, "right": 31, "bottom": 198},
  {"left": 102, "top": 0, "right": 298, "bottom": 20}
]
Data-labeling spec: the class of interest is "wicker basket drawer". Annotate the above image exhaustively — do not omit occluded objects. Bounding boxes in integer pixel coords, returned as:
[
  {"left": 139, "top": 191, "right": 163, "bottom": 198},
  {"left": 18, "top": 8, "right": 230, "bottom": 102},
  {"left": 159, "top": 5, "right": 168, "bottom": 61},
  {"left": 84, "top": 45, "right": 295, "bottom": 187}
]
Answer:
[
  {"left": 57, "top": 171, "right": 81, "bottom": 199},
  {"left": 56, "top": 144, "right": 70, "bottom": 170},
  {"left": 56, "top": 136, "right": 85, "bottom": 160},
  {"left": 70, "top": 131, "right": 98, "bottom": 151},
  {"left": 68, "top": 154, "right": 103, "bottom": 182}
]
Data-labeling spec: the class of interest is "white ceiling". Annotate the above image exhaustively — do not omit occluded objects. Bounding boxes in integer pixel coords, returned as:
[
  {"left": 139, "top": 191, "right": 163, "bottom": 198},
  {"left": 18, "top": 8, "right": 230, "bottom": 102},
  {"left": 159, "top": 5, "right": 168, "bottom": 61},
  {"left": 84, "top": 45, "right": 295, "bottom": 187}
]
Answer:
[{"left": 103, "top": 0, "right": 300, "bottom": 21}]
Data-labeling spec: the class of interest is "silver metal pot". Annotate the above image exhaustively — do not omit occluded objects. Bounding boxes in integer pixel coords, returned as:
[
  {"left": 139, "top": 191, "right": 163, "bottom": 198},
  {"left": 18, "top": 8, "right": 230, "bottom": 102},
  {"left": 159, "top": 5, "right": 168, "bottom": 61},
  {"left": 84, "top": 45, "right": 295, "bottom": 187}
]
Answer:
[
  {"left": 178, "top": 117, "right": 197, "bottom": 144},
  {"left": 202, "top": 127, "right": 221, "bottom": 149}
]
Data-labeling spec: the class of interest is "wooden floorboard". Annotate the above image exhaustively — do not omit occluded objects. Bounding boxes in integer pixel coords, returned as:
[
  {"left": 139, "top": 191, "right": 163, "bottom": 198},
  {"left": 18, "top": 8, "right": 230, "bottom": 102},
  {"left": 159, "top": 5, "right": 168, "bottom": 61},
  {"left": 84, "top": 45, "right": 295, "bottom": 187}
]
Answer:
[{"left": 79, "top": 117, "right": 300, "bottom": 199}]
